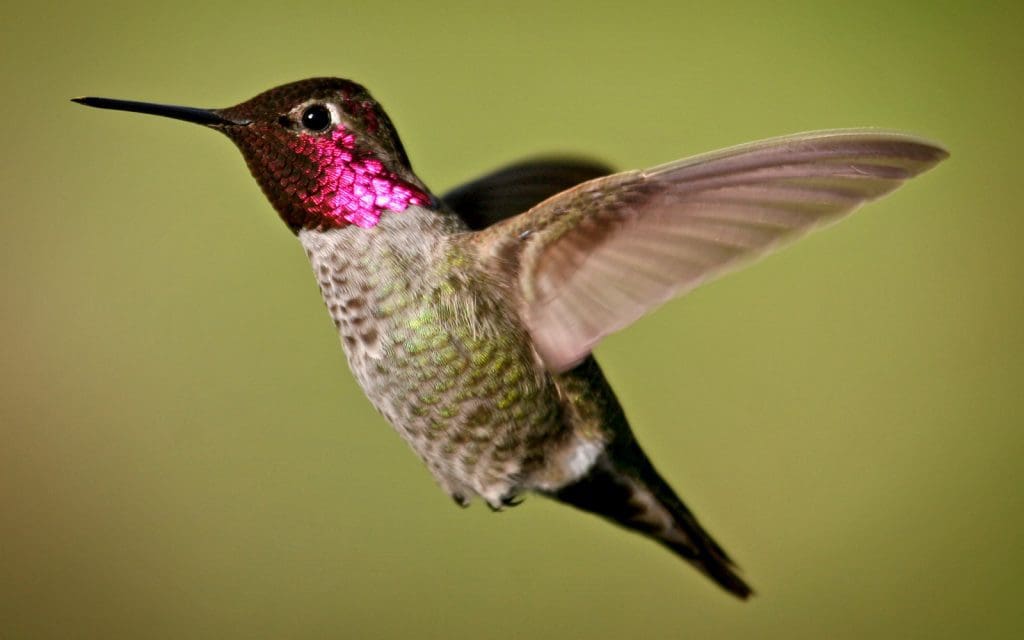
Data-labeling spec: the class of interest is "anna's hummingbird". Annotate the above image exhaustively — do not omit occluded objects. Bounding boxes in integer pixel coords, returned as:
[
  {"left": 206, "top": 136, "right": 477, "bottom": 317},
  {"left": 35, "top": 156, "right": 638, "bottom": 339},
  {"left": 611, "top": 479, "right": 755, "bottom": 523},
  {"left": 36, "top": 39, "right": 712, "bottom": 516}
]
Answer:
[{"left": 73, "top": 77, "right": 947, "bottom": 599}]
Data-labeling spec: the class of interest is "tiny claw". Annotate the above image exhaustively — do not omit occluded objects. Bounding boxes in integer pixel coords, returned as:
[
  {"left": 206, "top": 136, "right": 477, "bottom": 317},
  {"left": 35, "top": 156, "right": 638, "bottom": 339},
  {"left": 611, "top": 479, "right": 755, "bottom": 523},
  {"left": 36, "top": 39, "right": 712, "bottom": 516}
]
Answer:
[
  {"left": 487, "top": 492, "right": 524, "bottom": 512},
  {"left": 451, "top": 493, "right": 470, "bottom": 509}
]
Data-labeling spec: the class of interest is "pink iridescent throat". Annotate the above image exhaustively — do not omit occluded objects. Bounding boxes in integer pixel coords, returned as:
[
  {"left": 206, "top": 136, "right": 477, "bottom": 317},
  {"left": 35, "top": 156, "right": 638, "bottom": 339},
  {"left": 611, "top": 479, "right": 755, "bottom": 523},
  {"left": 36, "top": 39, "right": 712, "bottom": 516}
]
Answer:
[{"left": 288, "top": 128, "right": 429, "bottom": 229}]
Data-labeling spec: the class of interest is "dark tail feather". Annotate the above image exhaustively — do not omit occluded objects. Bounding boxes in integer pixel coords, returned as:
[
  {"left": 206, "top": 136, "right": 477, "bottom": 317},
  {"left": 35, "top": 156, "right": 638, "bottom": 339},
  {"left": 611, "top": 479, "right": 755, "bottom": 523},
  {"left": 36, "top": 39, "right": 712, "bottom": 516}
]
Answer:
[{"left": 549, "top": 452, "right": 753, "bottom": 600}]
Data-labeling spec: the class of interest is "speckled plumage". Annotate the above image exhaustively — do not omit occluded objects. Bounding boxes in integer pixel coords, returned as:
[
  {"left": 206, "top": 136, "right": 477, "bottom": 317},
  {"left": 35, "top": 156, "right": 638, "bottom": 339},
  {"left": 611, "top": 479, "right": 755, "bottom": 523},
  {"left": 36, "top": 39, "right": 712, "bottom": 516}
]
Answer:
[
  {"left": 298, "top": 207, "right": 601, "bottom": 506},
  {"left": 74, "top": 77, "right": 947, "bottom": 600}
]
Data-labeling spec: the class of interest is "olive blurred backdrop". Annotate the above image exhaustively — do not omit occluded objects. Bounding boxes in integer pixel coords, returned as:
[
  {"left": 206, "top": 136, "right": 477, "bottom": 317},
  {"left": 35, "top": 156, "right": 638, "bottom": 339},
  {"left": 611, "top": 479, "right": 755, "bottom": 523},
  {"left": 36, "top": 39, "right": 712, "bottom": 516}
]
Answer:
[{"left": 2, "top": 1, "right": 1021, "bottom": 638}]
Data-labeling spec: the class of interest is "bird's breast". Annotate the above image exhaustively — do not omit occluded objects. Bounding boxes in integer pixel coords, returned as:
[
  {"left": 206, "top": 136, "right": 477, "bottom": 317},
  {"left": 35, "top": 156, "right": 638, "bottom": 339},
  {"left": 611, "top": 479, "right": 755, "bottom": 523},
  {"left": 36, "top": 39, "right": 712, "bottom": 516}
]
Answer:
[{"left": 298, "top": 218, "right": 570, "bottom": 505}]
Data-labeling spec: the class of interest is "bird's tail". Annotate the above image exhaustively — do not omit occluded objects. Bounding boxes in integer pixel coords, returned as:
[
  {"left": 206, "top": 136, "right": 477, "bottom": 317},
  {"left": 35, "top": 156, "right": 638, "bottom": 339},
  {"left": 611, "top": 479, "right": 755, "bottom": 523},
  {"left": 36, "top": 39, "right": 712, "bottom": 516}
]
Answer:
[{"left": 549, "top": 449, "right": 753, "bottom": 599}]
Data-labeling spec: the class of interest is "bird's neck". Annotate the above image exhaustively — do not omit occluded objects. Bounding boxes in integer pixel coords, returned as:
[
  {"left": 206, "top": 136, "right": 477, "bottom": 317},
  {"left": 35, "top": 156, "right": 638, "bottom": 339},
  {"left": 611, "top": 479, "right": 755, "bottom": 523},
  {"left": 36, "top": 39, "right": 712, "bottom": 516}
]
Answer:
[{"left": 298, "top": 204, "right": 468, "bottom": 300}]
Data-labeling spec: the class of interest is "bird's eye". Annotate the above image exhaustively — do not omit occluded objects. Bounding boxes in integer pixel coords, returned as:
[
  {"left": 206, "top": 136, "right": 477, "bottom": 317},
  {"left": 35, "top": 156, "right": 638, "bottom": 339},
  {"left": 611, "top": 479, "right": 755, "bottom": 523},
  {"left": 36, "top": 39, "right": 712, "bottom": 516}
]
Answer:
[{"left": 301, "top": 104, "right": 332, "bottom": 132}]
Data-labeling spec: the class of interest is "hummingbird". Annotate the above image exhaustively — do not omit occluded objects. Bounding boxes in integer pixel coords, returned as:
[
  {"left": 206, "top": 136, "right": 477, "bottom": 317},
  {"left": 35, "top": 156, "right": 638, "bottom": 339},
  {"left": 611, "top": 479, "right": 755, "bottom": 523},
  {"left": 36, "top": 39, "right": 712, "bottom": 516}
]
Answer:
[{"left": 73, "top": 78, "right": 947, "bottom": 599}]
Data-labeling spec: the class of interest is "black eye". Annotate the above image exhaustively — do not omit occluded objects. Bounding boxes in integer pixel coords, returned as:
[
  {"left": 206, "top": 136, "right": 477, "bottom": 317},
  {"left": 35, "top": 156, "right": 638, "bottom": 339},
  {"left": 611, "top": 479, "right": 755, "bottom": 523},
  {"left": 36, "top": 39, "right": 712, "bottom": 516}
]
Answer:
[{"left": 301, "top": 104, "right": 332, "bottom": 132}]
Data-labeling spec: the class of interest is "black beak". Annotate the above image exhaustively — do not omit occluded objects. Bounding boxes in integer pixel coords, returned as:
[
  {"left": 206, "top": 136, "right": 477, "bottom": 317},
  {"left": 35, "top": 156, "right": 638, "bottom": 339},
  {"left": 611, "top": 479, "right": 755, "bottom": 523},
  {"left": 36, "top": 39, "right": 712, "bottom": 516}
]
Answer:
[{"left": 70, "top": 97, "right": 248, "bottom": 127}]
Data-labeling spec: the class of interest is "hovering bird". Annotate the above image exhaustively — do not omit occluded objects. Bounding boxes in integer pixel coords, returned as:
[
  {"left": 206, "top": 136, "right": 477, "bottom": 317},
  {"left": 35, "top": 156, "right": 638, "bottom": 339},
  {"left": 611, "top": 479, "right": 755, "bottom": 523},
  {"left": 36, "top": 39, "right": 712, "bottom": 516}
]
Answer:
[{"left": 73, "top": 78, "right": 947, "bottom": 598}]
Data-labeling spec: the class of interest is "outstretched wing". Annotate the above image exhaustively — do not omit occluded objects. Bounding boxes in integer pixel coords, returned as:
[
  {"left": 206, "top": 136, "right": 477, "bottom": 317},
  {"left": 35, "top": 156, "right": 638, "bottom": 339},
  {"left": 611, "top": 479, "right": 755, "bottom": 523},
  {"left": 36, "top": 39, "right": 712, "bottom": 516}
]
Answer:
[{"left": 471, "top": 130, "right": 948, "bottom": 372}]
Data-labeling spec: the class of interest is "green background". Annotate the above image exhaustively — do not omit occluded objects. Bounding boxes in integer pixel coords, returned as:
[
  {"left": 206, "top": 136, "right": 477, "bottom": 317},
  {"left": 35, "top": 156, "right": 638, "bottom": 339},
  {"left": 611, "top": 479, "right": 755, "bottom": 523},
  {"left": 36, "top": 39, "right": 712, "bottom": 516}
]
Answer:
[{"left": 3, "top": 1, "right": 1021, "bottom": 638}]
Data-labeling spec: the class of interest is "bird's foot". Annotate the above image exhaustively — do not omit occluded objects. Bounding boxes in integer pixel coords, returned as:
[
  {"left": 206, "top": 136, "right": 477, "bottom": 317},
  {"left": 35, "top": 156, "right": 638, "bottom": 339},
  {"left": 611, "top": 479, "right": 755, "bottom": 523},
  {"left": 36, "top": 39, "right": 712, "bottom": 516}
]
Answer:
[{"left": 487, "top": 492, "right": 524, "bottom": 512}]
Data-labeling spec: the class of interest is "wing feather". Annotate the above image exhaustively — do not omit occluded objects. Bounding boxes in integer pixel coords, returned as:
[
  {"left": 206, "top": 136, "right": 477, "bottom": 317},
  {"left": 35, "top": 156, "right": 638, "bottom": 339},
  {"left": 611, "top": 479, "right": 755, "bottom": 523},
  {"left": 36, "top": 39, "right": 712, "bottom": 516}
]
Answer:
[{"left": 470, "top": 130, "right": 948, "bottom": 372}]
